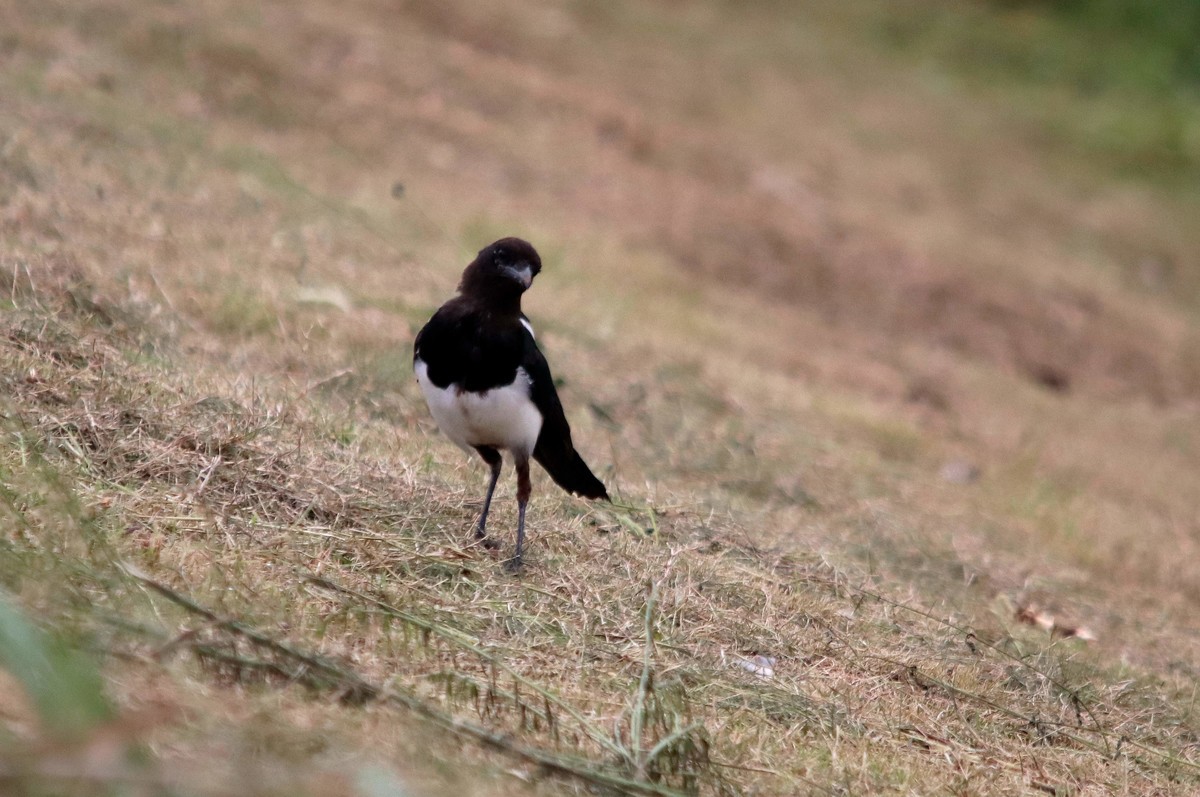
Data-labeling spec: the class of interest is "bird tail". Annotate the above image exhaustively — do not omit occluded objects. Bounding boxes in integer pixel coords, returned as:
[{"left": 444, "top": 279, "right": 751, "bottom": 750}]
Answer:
[{"left": 534, "top": 446, "right": 609, "bottom": 501}]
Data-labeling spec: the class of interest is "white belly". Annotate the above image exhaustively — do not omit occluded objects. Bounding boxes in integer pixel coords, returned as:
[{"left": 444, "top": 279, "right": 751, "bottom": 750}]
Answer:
[{"left": 415, "top": 359, "right": 543, "bottom": 456}]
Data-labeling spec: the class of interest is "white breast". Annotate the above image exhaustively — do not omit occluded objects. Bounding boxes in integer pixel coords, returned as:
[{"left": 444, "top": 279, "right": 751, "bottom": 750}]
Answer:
[{"left": 415, "top": 359, "right": 543, "bottom": 457}]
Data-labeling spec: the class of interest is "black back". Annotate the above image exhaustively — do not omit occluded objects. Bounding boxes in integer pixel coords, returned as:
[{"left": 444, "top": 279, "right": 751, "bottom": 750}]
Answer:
[{"left": 414, "top": 296, "right": 525, "bottom": 393}]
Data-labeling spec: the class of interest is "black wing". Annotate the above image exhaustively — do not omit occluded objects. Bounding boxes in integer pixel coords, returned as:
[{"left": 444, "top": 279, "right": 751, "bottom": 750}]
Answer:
[
  {"left": 414, "top": 298, "right": 525, "bottom": 392},
  {"left": 523, "top": 334, "right": 609, "bottom": 500}
]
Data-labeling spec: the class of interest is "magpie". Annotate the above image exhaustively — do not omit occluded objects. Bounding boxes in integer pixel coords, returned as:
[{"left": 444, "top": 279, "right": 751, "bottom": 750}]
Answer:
[{"left": 413, "top": 237, "right": 609, "bottom": 571}]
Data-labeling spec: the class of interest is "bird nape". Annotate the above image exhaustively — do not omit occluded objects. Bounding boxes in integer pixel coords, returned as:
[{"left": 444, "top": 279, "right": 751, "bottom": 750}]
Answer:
[{"left": 413, "top": 237, "right": 609, "bottom": 572}]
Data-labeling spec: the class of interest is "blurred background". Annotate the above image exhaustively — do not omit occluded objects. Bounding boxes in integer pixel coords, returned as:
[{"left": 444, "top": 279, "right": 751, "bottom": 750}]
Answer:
[{"left": 2, "top": 1, "right": 1199, "bottom": 795}]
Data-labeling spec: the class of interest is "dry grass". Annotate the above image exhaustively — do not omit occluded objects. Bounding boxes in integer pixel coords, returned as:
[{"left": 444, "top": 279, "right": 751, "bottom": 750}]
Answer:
[{"left": 2, "top": 0, "right": 1200, "bottom": 794}]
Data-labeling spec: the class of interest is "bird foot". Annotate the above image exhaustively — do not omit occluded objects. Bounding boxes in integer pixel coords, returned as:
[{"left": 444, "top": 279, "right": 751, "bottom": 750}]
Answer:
[{"left": 502, "top": 555, "right": 524, "bottom": 575}]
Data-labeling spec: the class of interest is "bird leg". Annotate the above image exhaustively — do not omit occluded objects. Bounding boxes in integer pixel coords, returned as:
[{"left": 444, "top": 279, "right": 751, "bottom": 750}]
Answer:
[
  {"left": 504, "top": 457, "right": 532, "bottom": 573},
  {"left": 473, "top": 446, "right": 503, "bottom": 550}
]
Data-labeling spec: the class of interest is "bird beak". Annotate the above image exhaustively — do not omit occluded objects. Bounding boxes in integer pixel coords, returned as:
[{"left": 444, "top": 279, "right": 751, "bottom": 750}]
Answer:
[{"left": 502, "top": 262, "right": 533, "bottom": 289}]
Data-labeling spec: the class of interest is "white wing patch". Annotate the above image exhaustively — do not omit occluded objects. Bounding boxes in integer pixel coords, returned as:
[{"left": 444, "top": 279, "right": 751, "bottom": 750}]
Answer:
[
  {"left": 415, "top": 359, "right": 543, "bottom": 456},
  {"left": 520, "top": 317, "right": 535, "bottom": 339}
]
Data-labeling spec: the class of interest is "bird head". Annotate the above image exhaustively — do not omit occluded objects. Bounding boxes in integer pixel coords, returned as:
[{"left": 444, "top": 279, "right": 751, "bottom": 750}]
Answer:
[{"left": 459, "top": 237, "right": 543, "bottom": 303}]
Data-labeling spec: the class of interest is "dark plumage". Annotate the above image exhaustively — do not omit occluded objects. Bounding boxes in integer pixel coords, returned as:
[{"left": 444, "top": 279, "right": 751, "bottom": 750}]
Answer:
[{"left": 414, "top": 237, "right": 608, "bottom": 571}]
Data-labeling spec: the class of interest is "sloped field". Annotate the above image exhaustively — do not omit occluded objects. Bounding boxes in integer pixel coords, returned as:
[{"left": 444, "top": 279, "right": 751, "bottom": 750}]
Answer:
[{"left": 2, "top": 1, "right": 1199, "bottom": 794}]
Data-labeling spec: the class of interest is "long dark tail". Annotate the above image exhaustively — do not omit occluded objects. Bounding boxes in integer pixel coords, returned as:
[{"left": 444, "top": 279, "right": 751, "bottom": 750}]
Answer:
[{"left": 533, "top": 445, "right": 609, "bottom": 501}]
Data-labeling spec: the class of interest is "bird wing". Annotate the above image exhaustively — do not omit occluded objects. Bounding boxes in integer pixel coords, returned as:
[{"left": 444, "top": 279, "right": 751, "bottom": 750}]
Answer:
[
  {"left": 523, "top": 334, "right": 609, "bottom": 500},
  {"left": 414, "top": 299, "right": 524, "bottom": 392}
]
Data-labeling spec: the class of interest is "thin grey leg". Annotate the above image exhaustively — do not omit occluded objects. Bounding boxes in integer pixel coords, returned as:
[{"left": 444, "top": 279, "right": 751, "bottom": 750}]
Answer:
[
  {"left": 473, "top": 446, "right": 502, "bottom": 549},
  {"left": 505, "top": 457, "right": 532, "bottom": 573}
]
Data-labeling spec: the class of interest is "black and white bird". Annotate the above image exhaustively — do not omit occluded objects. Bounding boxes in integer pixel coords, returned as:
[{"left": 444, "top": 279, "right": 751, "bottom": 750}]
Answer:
[{"left": 413, "top": 237, "right": 609, "bottom": 571}]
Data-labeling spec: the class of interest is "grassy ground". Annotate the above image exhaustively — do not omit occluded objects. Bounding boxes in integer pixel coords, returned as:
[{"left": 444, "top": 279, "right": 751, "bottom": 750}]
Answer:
[{"left": 2, "top": 0, "right": 1199, "bottom": 794}]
